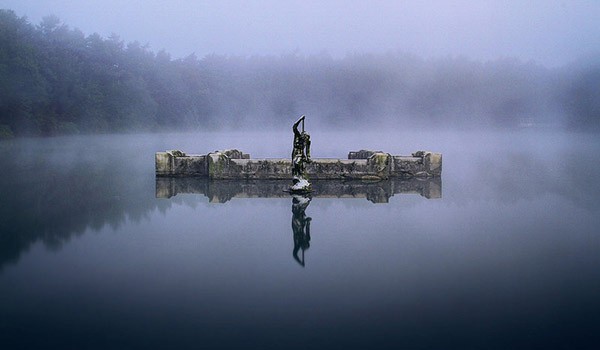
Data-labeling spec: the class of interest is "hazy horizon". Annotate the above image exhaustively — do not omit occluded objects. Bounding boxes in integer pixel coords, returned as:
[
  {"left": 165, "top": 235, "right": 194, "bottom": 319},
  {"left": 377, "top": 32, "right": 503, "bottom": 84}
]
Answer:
[
  {"left": 1, "top": 4, "right": 599, "bottom": 137},
  {"left": 3, "top": 0, "right": 600, "bottom": 68}
]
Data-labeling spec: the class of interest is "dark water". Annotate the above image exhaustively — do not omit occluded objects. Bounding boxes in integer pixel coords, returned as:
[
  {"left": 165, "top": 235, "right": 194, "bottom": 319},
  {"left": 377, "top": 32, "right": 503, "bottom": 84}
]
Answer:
[{"left": 1, "top": 130, "right": 599, "bottom": 349}]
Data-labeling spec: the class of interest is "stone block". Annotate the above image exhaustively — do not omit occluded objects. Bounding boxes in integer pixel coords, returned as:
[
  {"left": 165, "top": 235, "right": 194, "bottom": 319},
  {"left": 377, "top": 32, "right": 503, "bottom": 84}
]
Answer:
[
  {"left": 155, "top": 152, "right": 173, "bottom": 176},
  {"left": 348, "top": 150, "right": 383, "bottom": 159},
  {"left": 220, "top": 149, "right": 250, "bottom": 159},
  {"left": 424, "top": 152, "right": 442, "bottom": 176},
  {"left": 173, "top": 155, "right": 207, "bottom": 176}
]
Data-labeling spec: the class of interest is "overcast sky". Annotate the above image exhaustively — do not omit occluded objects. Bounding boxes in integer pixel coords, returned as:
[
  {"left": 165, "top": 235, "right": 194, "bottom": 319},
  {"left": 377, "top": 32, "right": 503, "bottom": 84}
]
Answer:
[{"left": 3, "top": 0, "right": 599, "bottom": 67}]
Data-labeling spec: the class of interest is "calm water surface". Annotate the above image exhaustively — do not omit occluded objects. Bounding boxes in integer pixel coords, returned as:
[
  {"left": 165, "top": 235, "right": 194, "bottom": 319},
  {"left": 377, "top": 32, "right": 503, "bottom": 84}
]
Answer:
[{"left": 1, "top": 130, "right": 599, "bottom": 349}]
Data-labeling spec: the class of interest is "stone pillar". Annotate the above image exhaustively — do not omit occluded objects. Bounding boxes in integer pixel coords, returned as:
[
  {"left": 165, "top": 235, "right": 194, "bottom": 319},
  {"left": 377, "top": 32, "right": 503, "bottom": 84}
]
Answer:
[
  {"left": 207, "top": 151, "right": 229, "bottom": 179},
  {"left": 366, "top": 152, "right": 392, "bottom": 179},
  {"left": 155, "top": 152, "right": 173, "bottom": 176},
  {"left": 423, "top": 152, "right": 442, "bottom": 176}
]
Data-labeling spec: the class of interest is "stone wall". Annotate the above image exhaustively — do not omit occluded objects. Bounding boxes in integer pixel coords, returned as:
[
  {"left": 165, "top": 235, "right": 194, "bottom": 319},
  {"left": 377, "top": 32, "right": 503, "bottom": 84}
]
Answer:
[
  {"left": 156, "top": 149, "right": 442, "bottom": 179},
  {"left": 156, "top": 150, "right": 208, "bottom": 177},
  {"left": 208, "top": 154, "right": 292, "bottom": 180},
  {"left": 390, "top": 151, "right": 442, "bottom": 177}
]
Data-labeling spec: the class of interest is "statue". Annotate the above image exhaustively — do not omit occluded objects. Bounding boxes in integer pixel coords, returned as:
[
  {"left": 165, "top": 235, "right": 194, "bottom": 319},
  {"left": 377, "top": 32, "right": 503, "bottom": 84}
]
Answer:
[
  {"left": 291, "top": 194, "right": 312, "bottom": 267},
  {"left": 290, "top": 115, "right": 311, "bottom": 192}
]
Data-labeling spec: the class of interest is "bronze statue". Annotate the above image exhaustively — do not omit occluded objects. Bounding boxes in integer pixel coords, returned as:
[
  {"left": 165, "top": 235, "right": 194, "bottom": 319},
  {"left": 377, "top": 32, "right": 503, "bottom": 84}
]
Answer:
[{"left": 290, "top": 115, "right": 311, "bottom": 192}]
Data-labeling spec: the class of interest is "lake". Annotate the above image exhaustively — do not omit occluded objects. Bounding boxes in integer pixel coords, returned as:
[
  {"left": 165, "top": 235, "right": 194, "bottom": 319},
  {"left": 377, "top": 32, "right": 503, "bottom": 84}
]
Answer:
[{"left": 1, "top": 129, "right": 599, "bottom": 349}]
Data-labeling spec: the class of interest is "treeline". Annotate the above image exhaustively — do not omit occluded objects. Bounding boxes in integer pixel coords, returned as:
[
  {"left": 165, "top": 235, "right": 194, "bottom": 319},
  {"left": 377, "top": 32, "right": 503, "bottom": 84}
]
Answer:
[{"left": 0, "top": 9, "right": 598, "bottom": 137}]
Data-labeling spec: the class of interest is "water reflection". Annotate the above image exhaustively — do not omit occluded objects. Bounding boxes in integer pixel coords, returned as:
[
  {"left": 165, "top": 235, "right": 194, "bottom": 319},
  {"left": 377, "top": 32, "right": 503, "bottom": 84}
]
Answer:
[
  {"left": 155, "top": 177, "right": 442, "bottom": 267},
  {"left": 156, "top": 177, "right": 442, "bottom": 203},
  {"left": 291, "top": 194, "right": 312, "bottom": 267},
  {"left": 0, "top": 138, "right": 167, "bottom": 272},
  {"left": 154, "top": 177, "right": 442, "bottom": 267},
  {"left": 2, "top": 132, "right": 600, "bottom": 349}
]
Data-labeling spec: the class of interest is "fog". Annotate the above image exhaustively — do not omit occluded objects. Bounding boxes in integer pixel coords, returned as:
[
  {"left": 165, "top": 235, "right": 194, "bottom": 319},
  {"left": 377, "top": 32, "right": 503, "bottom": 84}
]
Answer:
[
  {"left": 4, "top": 0, "right": 600, "bottom": 67},
  {"left": 3, "top": 3, "right": 600, "bottom": 348},
  {"left": 1, "top": 2, "right": 599, "bottom": 136},
  {"left": 2, "top": 129, "right": 599, "bottom": 271}
]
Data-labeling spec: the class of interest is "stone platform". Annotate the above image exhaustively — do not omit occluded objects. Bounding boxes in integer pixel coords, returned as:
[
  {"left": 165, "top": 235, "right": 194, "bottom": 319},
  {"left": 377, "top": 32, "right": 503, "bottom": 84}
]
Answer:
[{"left": 156, "top": 149, "right": 442, "bottom": 180}]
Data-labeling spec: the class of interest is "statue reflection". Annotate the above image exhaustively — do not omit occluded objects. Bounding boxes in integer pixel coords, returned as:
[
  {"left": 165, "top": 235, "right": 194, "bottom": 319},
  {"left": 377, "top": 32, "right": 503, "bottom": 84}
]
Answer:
[{"left": 291, "top": 194, "right": 312, "bottom": 267}]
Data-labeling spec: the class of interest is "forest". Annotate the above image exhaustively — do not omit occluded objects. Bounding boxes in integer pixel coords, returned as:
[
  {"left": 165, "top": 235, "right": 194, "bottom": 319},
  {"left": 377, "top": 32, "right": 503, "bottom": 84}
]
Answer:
[{"left": 0, "top": 9, "right": 598, "bottom": 137}]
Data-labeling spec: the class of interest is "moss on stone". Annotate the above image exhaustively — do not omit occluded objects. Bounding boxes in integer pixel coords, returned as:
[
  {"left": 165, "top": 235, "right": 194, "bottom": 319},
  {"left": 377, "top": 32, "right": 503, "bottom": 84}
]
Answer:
[{"left": 168, "top": 150, "right": 186, "bottom": 157}]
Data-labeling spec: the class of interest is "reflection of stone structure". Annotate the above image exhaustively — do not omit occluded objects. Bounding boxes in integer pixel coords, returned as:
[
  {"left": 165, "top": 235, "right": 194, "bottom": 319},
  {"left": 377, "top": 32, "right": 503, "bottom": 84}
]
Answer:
[
  {"left": 291, "top": 194, "right": 311, "bottom": 267},
  {"left": 155, "top": 178, "right": 442, "bottom": 203},
  {"left": 290, "top": 115, "right": 311, "bottom": 192},
  {"left": 156, "top": 149, "right": 442, "bottom": 179}
]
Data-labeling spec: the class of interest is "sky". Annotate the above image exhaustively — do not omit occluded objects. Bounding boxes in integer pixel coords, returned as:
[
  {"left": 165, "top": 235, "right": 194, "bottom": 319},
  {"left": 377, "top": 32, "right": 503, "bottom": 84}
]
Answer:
[{"left": 2, "top": 0, "right": 599, "bottom": 67}]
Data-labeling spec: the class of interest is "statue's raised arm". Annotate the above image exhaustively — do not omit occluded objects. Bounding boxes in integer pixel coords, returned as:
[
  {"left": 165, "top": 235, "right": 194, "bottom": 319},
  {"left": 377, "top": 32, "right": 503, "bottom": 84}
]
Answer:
[{"left": 293, "top": 115, "right": 305, "bottom": 137}]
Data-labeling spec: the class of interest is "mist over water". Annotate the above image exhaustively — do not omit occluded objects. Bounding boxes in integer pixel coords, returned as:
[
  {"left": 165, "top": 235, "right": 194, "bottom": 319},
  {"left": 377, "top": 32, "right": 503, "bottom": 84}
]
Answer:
[
  {"left": 1, "top": 8, "right": 599, "bottom": 138},
  {"left": 1, "top": 129, "right": 599, "bottom": 349},
  {"left": 1, "top": 1, "right": 600, "bottom": 348}
]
